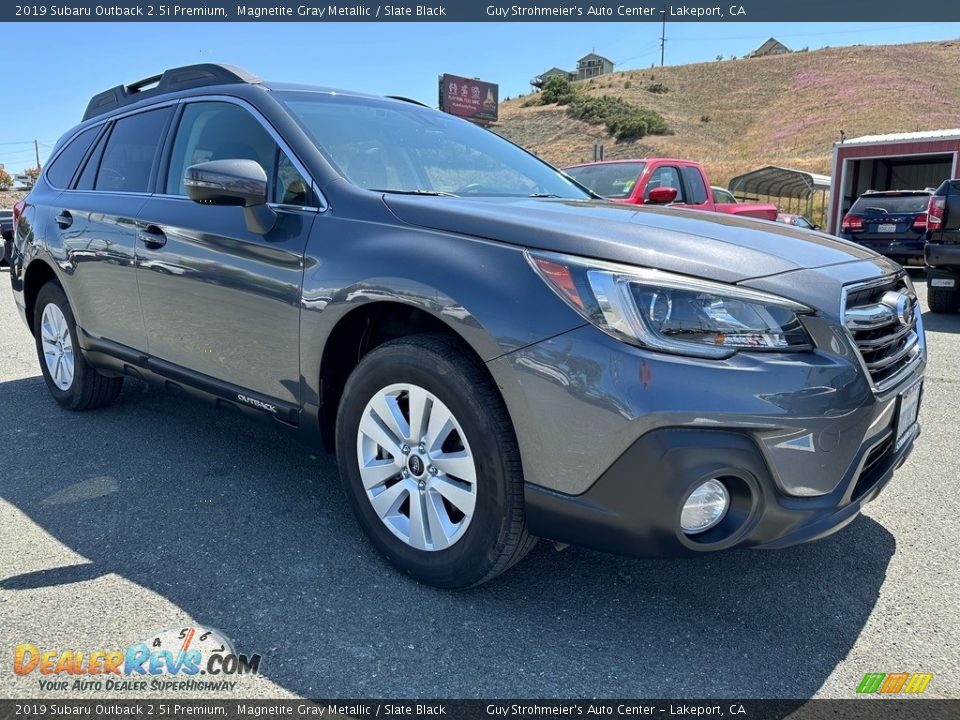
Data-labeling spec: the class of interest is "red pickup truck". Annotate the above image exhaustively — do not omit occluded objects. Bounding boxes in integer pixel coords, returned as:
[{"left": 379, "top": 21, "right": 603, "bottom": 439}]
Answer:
[{"left": 564, "top": 158, "right": 778, "bottom": 221}]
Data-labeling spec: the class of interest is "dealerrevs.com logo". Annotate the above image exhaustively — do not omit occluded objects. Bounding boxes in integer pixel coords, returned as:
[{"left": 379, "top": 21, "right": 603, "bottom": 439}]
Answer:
[
  {"left": 13, "top": 626, "right": 262, "bottom": 693},
  {"left": 856, "top": 672, "right": 934, "bottom": 695}
]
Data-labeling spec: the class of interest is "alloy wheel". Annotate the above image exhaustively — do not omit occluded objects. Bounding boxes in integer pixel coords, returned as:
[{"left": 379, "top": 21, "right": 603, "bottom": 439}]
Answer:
[
  {"left": 356, "top": 383, "right": 478, "bottom": 551},
  {"left": 40, "top": 303, "right": 74, "bottom": 391}
]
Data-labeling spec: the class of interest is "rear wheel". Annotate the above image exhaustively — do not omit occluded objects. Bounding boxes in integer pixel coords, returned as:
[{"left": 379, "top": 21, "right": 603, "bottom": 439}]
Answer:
[
  {"left": 33, "top": 283, "right": 123, "bottom": 410},
  {"left": 927, "top": 284, "right": 960, "bottom": 314},
  {"left": 335, "top": 334, "right": 535, "bottom": 588}
]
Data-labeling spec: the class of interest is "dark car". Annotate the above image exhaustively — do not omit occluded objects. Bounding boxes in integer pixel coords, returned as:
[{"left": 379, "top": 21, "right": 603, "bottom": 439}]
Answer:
[
  {"left": 923, "top": 179, "right": 960, "bottom": 313},
  {"left": 840, "top": 190, "right": 932, "bottom": 265},
  {"left": 10, "top": 64, "right": 926, "bottom": 587},
  {"left": 1, "top": 209, "right": 13, "bottom": 266}
]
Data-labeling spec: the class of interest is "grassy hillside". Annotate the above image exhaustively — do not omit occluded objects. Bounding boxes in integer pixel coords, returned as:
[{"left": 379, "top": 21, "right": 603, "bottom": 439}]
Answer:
[{"left": 496, "top": 39, "right": 960, "bottom": 186}]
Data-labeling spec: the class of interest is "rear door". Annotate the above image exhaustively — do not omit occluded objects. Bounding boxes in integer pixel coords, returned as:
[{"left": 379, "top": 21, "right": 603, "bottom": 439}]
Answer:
[
  {"left": 50, "top": 107, "right": 174, "bottom": 350},
  {"left": 676, "top": 165, "right": 711, "bottom": 210},
  {"left": 135, "top": 99, "right": 318, "bottom": 409}
]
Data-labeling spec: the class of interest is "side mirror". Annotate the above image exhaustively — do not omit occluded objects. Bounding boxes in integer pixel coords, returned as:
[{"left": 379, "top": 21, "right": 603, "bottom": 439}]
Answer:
[
  {"left": 647, "top": 187, "right": 678, "bottom": 205},
  {"left": 813, "top": 224, "right": 822, "bottom": 231},
  {"left": 184, "top": 159, "right": 276, "bottom": 234}
]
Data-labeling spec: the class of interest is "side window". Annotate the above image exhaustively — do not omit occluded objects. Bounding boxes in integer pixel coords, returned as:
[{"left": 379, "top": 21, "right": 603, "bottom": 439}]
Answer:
[
  {"left": 95, "top": 107, "right": 172, "bottom": 193},
  {"left": 45, "top": 126, "right": 100, "bottom": 189},
  {"left": 166, "top": 102, "right": 279, "bottom": 197},
  {"left": 645, "top": 166, "right": 685, "bottom": 203},
  {"left": 274, "top": 151, "right": 310, "bottom": 206},
  {"left": 680, "top": 166, "right": 708, "bottom": 205},
  {"left": 76, "top": 128, "right": 110, "bottom": 191}
]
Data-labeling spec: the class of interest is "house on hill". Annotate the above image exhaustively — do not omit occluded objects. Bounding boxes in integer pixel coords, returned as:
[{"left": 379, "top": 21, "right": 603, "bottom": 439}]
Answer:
[
  {"left": 576, "top": 53, "right": 614, "bottom": 80},
  {"left": 752, "top": 38, "right": 791, "bottom": 57},
  {"left": 532, "top": 53, "right": 614, "bottom": 88},
  {"left": 531, "top": 66, "right": 575, "bottom": 87}
]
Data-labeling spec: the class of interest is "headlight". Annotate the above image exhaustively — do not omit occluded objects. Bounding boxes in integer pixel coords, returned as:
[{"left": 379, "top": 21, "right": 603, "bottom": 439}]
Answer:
[{"left": 527, "top": 250, "right": 813, "bottom": 359}]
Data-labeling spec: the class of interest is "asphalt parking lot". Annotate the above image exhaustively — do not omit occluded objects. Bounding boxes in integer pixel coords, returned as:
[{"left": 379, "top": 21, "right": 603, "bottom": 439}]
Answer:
[{"left": 1, "top": 269, "right": 958, "bottom": 700}]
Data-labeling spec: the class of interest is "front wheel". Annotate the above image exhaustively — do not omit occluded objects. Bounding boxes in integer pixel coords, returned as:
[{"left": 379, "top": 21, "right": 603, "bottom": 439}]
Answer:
[
  {"left": 335, "top": 334, "right": 536, "bottom": 588},
  {"left": 33, "top": 282, "right": 123, "bottom": 410}
]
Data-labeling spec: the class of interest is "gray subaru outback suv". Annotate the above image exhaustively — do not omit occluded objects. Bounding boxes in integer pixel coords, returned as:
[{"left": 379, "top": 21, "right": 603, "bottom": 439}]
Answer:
[{"left": 10, "top": 65, "right": 925, "bottom": 587}]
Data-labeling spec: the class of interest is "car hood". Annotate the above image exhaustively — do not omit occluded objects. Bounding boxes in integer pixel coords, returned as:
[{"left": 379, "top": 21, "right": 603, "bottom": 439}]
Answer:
[{"left": 383, "top": 196, "right": 881, "bottom": 284}]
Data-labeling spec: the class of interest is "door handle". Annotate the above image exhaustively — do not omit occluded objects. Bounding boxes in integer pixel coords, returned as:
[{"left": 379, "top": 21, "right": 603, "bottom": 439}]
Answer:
[
  {"left": 55, "top": 211, "right": 73, "bottom": 229},
  {"left": 138, "top": 225, "right": 167, "bottom": 249}
]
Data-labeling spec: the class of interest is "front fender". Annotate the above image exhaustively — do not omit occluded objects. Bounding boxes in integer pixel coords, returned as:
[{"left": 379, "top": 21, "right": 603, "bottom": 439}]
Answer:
[{"left": 297, "top": 215, "right": 584, "bottom": 409}]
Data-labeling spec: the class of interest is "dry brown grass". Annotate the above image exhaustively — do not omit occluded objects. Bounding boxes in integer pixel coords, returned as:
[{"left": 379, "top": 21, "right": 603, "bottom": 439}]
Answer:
[
  {"left": 497, "top": 40, "right": 960, "bottom": 186},
  {"left": 0, "top": 190, "right": 27, "bottom": 208}
]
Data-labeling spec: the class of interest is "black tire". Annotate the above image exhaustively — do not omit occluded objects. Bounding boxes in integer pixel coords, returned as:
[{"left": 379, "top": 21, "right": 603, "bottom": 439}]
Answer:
[
  {"left": 33, "top": 282, "right": 123, "bottom": 410},
  {"left": 335, "top": 333, "right": 536, "bottom": 588},
  {"left": 927, "top": 284, "right": 960, "bottom": 314}
]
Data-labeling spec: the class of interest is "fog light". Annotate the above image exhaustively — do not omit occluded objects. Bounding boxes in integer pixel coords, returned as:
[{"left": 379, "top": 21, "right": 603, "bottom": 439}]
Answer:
[{"left": 681, "top": 479, "right": 730, "bottom": 534}]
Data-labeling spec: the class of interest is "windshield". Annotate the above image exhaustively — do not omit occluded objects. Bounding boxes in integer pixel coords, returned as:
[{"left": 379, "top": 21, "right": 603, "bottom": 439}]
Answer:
[
  {"left": 278, "top": 92, "right": 590, "bottom": 199},
  {"left": 564, "top": 162, "right": 646, "bottom": 198},
  {"left": 850, "top": 193, "right": 930, "bottom": 215}
]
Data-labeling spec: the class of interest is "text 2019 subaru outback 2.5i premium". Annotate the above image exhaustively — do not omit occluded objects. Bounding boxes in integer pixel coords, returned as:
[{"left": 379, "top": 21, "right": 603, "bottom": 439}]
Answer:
[{"left": 10, "top": 65, "right": 926, "bottom": 587}]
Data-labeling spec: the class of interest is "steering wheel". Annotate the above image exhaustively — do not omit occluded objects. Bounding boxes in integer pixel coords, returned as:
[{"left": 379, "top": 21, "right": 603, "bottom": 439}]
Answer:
[
  {"left": 98, "top": 167, "right": 126, "bottom": 190},
  {"left": 455, "top": 183, "right": 494, "bottom": 195}
]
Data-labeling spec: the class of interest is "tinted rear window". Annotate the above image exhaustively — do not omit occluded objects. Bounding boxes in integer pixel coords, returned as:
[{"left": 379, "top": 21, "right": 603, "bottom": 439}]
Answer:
[
  {"left": 565, "top": 162, "right": 646, "bottom": 198},
  {"left": 95, "top": 107, "right": 172, "bottom": 193},
  {"left": 850, "top": 194, "right": 930, "bottom": 214},
  {"left": 76, "top": 129, "right": 110, "bottom": 191},
  {"left": 681, "top": 166, "right": 708, "bottom": 205},
  {"left": 45, "top": 126, "right": 100, "bottom": 189}
]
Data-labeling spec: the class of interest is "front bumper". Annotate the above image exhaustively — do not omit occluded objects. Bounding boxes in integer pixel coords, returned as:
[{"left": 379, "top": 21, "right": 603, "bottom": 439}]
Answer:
[
  {"left": 525, "top": 424, "right": 916, "bottom": 557},
  {"left": 488, "top": 317, "right": 924, "bottom": 558}
]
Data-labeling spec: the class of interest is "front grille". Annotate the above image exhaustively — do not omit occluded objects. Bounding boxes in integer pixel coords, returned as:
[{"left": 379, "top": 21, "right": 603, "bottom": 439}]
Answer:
[{"left": 842, "top": 276, "right": 922, "bottom": 391}]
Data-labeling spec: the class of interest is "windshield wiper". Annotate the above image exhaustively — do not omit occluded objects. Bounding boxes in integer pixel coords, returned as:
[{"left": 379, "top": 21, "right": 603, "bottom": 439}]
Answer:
[
  {"left": 370, "top": 189, "right": 458, "bottom": 197},
  {"left": 863, "top": 207, "right": 889, "bottom": 214},
  {"left": 529, "top": 192, "right": 562, "bottom": 198}
]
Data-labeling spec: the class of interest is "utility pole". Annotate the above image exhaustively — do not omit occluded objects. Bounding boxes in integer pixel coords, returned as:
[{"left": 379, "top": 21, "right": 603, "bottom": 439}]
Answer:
[
  {"left": 34, "top": 140, "right": 40, "bottom": 169},
  {"left": 660, "top": 16, "right": 666, "bottom": 66}
]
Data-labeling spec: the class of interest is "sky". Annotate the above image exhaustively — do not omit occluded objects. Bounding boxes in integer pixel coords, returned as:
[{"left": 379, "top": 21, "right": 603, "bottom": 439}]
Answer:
[{"left": 1, "top": 21, "right": 958, "bottom": 172}]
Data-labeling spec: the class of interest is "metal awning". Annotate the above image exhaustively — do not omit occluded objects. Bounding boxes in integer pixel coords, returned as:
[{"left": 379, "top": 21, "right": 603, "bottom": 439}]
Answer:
[{"left": 728, "top": 166, "right": 831, "bottom": 199}]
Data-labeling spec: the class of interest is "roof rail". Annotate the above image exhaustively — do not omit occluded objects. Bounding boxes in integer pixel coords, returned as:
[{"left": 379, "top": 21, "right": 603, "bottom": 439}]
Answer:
[{"left": 82, "top": 64, "right": 261, "bottom": 121}]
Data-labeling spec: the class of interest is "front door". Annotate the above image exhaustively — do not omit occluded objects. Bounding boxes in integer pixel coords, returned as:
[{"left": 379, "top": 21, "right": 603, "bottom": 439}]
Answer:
[{"left": 135, "top": 100, "right": 317, "bottom": 407}]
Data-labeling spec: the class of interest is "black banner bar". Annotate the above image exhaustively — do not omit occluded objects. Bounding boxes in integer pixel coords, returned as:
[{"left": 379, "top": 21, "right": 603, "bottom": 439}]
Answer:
[
  {"left": 2, "top": 700, "right": 960, "bottom": 720},
  {"left": 6, "top": 1, "right": 960, "bottom": 22}
]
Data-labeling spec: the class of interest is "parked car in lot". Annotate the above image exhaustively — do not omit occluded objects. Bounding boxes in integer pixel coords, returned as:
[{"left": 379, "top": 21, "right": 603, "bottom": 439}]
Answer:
[
  {"left": 563, "top": 159, "right": 779, "bottom": 220},
  {"left": 10, "top": 64, "right": 926, "bottom": 587},
  {"left": 924, "top": 179, "right": 960, "bottom": 313},
  {"left": 840, "top": 189, "right": 932, "bottom": 265},
  {"left": 777, "top": 213, "right": 820, "bottom": 230},
  {"left": 1, "top": 209, "right": 13, "bottom": 266},
  {"left": 711, "top": 186, "right": 738, "bottom": 204}
]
